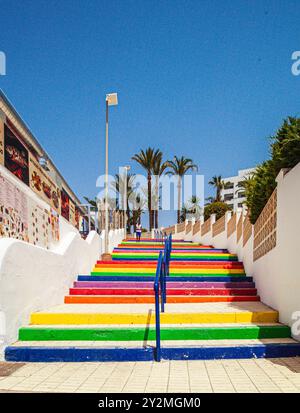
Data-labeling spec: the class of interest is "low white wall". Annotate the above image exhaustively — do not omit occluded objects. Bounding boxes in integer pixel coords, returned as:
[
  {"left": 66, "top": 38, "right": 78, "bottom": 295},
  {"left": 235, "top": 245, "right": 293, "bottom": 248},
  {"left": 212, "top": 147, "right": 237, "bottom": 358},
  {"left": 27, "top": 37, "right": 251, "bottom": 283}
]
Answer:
[
  {"left": 170, "top": 164, "right": 300, "bottom": 339},
  {"left": 108, "top": 229, "right": 124, "bottom": 253},
  {"left": 252, "top": 165, "right": 300, "bottom": 336},
  {"left": 210, "top": 212, "right": 232, "bottom": 250},
  {"left": 0, "top": 224, "right": 124, "bottom": 358}
]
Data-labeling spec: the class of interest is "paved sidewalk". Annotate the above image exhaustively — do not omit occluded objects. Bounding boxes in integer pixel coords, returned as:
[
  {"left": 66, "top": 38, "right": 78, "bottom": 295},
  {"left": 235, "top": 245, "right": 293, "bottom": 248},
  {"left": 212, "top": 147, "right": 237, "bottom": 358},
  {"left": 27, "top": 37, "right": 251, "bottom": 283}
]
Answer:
[{"left": 0, "top": 358, "right": 300, "bottom": 393}]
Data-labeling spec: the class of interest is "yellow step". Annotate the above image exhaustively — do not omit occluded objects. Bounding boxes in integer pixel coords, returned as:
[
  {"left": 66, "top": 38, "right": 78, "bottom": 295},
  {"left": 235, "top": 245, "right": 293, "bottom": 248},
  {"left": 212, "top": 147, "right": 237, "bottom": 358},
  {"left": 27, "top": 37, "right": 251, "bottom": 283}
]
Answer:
[{"left": 29, "top": 303, "right": 278, "bottom": 325}]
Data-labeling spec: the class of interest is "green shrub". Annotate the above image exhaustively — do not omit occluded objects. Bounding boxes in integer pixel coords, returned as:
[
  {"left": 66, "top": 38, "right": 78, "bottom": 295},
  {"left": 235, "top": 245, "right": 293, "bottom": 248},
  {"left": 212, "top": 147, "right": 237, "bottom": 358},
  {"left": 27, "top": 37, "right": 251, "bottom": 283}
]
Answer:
[
  {"left": 245, "top": 117, "right": 300, "bottom": 223},
  {"left": 244, "top": 161, "right": 277, "bottom": 224},
  {"left": 271, "top": 117, "right": 300, "bottom": 170},
  {"left": 204, "top": 202, "right": 231, "bottom": 221}
]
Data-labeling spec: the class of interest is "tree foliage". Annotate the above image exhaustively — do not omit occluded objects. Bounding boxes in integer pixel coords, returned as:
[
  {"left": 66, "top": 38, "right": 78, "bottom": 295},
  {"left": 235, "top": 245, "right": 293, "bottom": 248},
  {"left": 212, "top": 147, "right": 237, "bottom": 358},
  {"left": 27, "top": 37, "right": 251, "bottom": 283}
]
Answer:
[
  {"left": 166, "top": 156, "right": 198, "bottom": 223},
  {"left": 204, "top": 201, "right": 231, "bottom": 221},
  {"left": 208, "top": 175, "right": 224, "bottom": 202},
  {"left": 245, "top": 117, "right": 300, "bottom": 224},
  {"left": 132, "top": 147, "right": 162, "bottom": 230}
]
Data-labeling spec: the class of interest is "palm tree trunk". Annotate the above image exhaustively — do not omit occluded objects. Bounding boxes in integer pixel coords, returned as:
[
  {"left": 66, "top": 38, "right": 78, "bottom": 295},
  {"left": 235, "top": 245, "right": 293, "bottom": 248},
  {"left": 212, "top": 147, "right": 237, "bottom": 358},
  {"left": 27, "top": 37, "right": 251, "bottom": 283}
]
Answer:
[
  {"left": 154, "top": 176, "right": 159, "bottom": 229},
  {"left": 177, "top": 177, "right": 182, "bottom": 224},
  {"left": 126, "top": 199, "right": 130, "bottom": 233},
  {"left": 152, "top": 210, "right": 155, "bottom": 229},
  {"left": 147, "top": 171, "right": 152, "bottom": 230}
]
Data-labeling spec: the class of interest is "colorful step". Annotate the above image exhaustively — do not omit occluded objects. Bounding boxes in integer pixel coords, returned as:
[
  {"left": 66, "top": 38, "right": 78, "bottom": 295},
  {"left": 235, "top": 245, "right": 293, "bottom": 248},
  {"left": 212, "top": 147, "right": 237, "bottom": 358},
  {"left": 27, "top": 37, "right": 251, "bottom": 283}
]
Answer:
[
  {"left": 68, "top": 287, "right": 257, "bottom": 296},
  {"left": 6, "top": 238, "right": 300, "bottom": 362},
  {"left": 18, "top": 325, "right": 291, "bottom": 341},
  {"left": 73, "top": 281, "right": 255, "bottom": 288},
  {"left": 64, "top": 295, "right": 260, "bottom": 304},
  {"left": 95, "top": 261, "right": 245, "bottom": 267},
  {"left": 6, "top": 342, "right": 300, "bottom": 363},
  {"left": 29, "top": 303, "right": 279, "bottom": 324},
  {"left": 77, "top": 275, "right": 253, "bottom": 282}
]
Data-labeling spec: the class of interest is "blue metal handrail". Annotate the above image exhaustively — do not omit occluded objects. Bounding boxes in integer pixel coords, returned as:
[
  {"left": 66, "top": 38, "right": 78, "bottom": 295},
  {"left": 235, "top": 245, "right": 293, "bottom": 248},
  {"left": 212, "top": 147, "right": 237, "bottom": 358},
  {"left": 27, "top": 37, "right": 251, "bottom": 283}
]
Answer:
[
  {"left": 153, "top": 229, "right": 163, "bottom": 242},
  {"left": 154, "top": 251, "right": 163, "bottom": 362},
  {"left": 153, "top": 234, "right": 172, "bottom": 362}
]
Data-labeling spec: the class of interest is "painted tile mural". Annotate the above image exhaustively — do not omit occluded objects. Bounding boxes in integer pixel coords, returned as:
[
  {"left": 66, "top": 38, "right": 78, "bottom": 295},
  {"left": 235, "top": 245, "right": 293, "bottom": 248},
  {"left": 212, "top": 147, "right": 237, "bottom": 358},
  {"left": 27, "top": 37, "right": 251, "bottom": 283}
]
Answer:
[
  {"left": 0, "top": 119, "right": 4, "bottom": 165},
  {"left": 69, "top": 198, "right": 76, "bottom": 227},
  {"left": 29, "top": 154, "right": 61, "bottom": 213},
  {"left": 0, "top": 120, "right": 81, "bottom": 244},
  {"left": 50, "top": 208, "right": 60, "bottom": 243},
  {"left": 60, "top": 188, "right": 70, "bottom": 221},
  {"left": 0, "top": 171, "right": 59, "bottom": 248},
  {"left": 28, "top": 201, "right": 50, "bottom": 248},
  {"left": 4, "top": 124, "right": 29, "bottom": 185},
  {"left": 0, "top": 172, "right": 29, "bottom": 241}
]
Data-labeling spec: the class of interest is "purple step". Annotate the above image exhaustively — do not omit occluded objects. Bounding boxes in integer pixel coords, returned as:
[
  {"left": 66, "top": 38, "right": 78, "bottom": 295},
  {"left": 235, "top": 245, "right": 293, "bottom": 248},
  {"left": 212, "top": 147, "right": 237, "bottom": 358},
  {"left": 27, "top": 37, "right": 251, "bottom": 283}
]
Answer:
[{"left": 73, "top": 281, "right": 255, "bottom": 289}]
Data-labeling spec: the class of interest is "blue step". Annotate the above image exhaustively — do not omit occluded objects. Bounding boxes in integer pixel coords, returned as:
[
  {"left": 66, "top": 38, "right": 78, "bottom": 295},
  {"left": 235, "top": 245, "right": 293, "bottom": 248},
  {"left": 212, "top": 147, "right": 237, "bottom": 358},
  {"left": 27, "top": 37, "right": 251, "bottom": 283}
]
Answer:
[
  {"left": 5, "top": 343, "right": 300, "bottom": 362},
  {"left": 5, "top": 346, "right": 153, "bottom": 362},
  {"left": 77, "top": 275, "right": 253, "bottom": 282},
  {"left": 161, "top": 344, "right": 300, "bottom": 360}
]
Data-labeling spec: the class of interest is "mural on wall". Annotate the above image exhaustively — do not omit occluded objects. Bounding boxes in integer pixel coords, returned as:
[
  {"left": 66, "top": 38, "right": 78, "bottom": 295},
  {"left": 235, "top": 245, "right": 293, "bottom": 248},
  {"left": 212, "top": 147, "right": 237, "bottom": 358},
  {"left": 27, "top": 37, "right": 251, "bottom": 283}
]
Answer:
[
  {"left": 28, "top": 201, "right": 50, "bottom": 248},
  {"left": 75, "top": 206, "right": 81, "bottom": 230},
  {"left": 0, "top": 120, "right": 4, "bottom": 165},
  {"left": 69, "top": 197, "right": 76, "bottom": 227},
  {"left": 60, "top": 188, "right": 70, "bottom": 221},
  {"left": 0, "top": 172, "right": 29, "bottom": 241},
  {"left": 4, "top": 125, "right": 29, "bottom": 185},
  {"left": 0, "top": 171, "right": 61, "bottom": 248},
  {"left": 0, "top": 118, "right": 82, "bottom": 244},
  {"left": 50, "top": 208, "right": 60, "bottom": 243},
  {"left": 29, "top": 154, "right": 61, "bottom": 214}
]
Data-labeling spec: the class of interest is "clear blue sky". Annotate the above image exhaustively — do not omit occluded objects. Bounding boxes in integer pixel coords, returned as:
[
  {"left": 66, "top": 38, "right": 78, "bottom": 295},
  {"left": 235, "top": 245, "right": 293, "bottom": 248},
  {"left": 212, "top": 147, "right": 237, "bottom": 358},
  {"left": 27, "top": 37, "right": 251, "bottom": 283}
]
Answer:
[{"left": 1, "top": 0, "right": 300, "bottom": 227}]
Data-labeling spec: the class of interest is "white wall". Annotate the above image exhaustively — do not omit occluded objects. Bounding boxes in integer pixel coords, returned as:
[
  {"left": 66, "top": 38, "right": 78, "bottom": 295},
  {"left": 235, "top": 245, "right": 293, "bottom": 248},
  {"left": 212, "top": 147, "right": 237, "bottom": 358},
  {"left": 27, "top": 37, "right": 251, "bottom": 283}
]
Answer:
[
  {"left": 171, "top": 163, "right": 300, "bottom": 340},
  {"left": 0, "top": 228, "right": 99, "bottom": 358},
  {"left": 0, "top": 223, "right": 125, "bottom": 358},
  {"left": 108, "top": 229, "right": 124, "bottom": 253},
  {"left": 210, "top": 212, "right": 232, "bottom": 250},
  {"left": 252, "top": 165, "right": 300, "bottom": 337}
]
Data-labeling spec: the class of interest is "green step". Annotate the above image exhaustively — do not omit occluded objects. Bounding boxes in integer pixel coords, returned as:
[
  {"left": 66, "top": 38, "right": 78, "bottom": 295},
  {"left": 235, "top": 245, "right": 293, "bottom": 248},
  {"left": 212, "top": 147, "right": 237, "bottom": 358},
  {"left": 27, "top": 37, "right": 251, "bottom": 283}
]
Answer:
[{"left": 19, "top": 325, "right": 291, "bottom": 341}]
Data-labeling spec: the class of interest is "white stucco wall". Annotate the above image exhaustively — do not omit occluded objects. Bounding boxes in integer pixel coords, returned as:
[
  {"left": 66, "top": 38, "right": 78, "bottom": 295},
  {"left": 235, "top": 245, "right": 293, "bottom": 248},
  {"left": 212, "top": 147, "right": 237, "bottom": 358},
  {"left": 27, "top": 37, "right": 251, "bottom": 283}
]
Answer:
[
  {"left": 171, "top": 164, "right": 300, "bottom": 339},
  {"left": 0, "top": 228, "right": 100, "bottom": 357},
  {"left": 0, "top": 223, "right": 125, "bottom": 358},
  {"left": 252, "top": 165, "right": 300, "bottom": 337}
]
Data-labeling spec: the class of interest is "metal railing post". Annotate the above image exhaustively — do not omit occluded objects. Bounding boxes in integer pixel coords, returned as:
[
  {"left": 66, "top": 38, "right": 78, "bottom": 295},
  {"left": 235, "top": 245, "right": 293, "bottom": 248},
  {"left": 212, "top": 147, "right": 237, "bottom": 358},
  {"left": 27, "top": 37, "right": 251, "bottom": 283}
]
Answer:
[
  {"left": 154, "top": 252, "right": 163, "bottom": 362},
  {"left": 153, "top": 237, "right": 172, "bottom": 362}
]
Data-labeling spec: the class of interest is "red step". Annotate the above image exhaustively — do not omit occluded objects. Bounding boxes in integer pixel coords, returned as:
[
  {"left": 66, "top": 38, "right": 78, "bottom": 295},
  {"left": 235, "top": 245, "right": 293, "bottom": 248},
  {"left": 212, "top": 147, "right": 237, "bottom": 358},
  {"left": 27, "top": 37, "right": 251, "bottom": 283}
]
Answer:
[{"left": 69, "top": 288, "right": 257, "bottom": 296}]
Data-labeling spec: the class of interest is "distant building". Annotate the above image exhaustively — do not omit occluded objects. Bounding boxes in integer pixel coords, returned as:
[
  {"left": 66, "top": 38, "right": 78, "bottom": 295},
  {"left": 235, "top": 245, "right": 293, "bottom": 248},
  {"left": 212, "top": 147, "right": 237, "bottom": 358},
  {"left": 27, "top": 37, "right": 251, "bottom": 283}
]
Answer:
[{"left": 221, "top": 168, "right": 256, "bottom": 212}]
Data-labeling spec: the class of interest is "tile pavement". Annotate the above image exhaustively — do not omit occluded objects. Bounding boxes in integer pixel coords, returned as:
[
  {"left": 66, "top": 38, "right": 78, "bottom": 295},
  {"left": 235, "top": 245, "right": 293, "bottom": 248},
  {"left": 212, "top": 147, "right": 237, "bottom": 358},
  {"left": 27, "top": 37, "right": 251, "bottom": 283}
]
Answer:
[{"left": 0, "top": 358, "right": 300, "bottom": 393}]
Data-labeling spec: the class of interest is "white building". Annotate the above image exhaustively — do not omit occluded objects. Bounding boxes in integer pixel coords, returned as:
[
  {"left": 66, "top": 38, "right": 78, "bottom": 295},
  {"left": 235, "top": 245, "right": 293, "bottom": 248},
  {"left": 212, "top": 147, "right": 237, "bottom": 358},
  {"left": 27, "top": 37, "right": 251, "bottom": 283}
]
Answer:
[{"left": 221, "top": 168, "right": 256, "bottom": 212}]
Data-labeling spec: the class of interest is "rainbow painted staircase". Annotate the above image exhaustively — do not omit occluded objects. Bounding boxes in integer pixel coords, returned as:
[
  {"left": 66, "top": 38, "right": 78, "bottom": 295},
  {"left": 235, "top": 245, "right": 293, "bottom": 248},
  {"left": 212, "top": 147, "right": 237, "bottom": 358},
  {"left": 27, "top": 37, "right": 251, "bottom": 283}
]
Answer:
[{"left": 5, "top": 239, "right": 300, "bottom": 362}]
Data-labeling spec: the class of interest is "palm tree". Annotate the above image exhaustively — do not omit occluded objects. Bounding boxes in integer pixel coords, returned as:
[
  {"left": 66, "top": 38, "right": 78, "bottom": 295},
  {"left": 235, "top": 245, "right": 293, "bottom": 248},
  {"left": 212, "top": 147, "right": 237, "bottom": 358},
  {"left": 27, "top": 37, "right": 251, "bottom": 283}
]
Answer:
[
  {"left": 166, "top": 156, "right": 198, "bottom": 224},
  {"left": 208, "top": 175, "right": 224, "bottom": 202},
  {"left": 180, "top": 204, "right": 189, "bottom": 223},
  {"left": 205, "top": 196, "right": 215, "bottom": 206},
  {"left": 83, "top": 196, "right": 97, "bottom": 209},
  {"left": 130, "top": 193, "right": 146, "bottom": 231},
  {"left": 132, "top": 147, "right": 162, "bottom": 230},
  {"left": 152, "top": 154, "right": 169, "bottom": 229},
  {"left": 84, "top": 196, "right": 115, "bottom": 232},
  {"left": 186, "top": 195, "right": 202, "bottom": 219},
  {"left": 111, "top": 173, "right": 136, "bottom": 233}
]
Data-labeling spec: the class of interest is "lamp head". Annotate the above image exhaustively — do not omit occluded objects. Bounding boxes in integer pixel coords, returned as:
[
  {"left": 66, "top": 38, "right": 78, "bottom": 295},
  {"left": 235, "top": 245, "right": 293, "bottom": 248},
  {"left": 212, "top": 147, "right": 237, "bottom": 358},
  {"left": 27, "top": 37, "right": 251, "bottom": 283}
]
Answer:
[{"left": 106, "top": 93, "right": 118, "bottom": 106}]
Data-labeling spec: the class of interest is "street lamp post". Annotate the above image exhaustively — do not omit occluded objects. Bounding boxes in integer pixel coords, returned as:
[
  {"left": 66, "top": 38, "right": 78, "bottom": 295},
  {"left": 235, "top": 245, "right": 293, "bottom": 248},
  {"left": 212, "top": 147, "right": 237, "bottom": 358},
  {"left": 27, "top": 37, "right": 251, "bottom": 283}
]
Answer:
[
  {"left": 123, "top": 165, "right": 131, "bottom": 239},
  {"left": 102, "top": 93, "right": 118, "bottom": 261}
]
